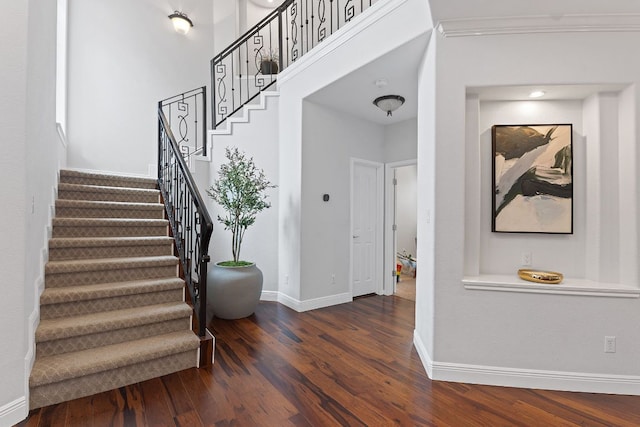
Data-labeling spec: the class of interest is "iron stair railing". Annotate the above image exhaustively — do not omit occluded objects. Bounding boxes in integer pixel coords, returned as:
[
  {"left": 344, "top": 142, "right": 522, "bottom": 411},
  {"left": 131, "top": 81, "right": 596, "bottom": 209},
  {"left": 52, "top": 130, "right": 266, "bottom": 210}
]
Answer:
[
  {"left": 158, "top": 87, "right": 213, "bottom": 338},
  {"left": 211, "top": 0, "right": 378, "bottom": 129}
]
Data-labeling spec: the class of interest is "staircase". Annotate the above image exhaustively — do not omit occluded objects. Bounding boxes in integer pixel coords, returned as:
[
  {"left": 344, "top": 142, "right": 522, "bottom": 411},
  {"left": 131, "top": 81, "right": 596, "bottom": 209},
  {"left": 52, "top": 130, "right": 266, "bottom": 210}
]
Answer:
[{"left": 30, "top": 169, "right": 200, "bottom": 409}]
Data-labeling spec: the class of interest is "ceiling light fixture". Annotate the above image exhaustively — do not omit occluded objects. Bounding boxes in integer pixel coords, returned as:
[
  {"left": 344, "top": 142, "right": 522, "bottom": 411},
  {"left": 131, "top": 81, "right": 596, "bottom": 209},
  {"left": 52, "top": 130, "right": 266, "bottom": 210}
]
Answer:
[
  {"left": 169, "top": 11, "right": 193, "bottom": 35},
  {"left": 529, "top": 90, "right": 545, "bottom": 98},
  {"left": 373, "top": 95, "right": 405, "bottom": 117}
]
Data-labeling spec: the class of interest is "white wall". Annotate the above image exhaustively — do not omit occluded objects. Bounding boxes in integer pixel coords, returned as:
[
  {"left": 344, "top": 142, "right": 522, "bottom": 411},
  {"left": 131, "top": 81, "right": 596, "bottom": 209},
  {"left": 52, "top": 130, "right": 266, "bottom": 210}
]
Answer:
[
  {"left": 206, "top": 95, "right": 280, "bottom": 293},
  {"left": 475, "top": 100, "right": 586, "bottom": 277},
  {"left": 0, "top": 4, "right": 29, "bottom": 422},
  {"left": 0, "top": 0, "right": 64, "bottom": 423},
  {"left": 277, "top": 0, "right": 431, "bottom": 307},
  {"left": 384, "top": 118, "right": 417, "bottom": 162},
  {"left": 417, "top": 28, "right": 640, "bottom": 393},
  {"left": 300, "top": 101, "right": 385, "bottom": 301},
  {"left": 67, "top": 0, "right": 214, "bottom": 176},
  {"left": 395, "top": 165, "right": 417, "bottom": 257}
]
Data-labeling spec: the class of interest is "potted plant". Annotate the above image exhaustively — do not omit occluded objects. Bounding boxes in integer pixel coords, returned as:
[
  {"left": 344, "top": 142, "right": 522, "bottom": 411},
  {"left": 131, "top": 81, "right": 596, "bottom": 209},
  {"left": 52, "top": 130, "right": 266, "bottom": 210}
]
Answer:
[
  {"left": 206, "top": 147, "right": 275, "bottom": 320},
  {"left": 259, "top": 49, "right": 279, "bottom": 75}
]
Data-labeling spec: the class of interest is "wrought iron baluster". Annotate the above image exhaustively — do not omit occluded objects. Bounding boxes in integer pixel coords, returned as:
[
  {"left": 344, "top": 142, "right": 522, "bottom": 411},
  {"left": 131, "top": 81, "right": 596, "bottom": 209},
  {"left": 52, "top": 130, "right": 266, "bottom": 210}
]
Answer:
[{"left": 157, "top": 96, "right": 213, "bottom": 338}]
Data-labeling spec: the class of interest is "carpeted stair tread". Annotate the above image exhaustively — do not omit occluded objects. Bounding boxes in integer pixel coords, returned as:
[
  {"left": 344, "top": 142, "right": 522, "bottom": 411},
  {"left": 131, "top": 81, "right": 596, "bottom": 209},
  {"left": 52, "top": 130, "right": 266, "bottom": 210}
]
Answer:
[
  {"left": 40, "top": 277, "right": 185, "bottom": 305},
  {"left": 49, "top": 236, "right": 174, "bottom": 249},
  {"left": 30, "top": 330, "right": 199, "bottom": 387},
  {"left": 36, "top": 302, "right": 193, "bottom": 343},
  {"left": 60, "top": 169, "right": 157, "bottom": 189},
  {"left": 52, "top": 218, "right": 169, "bottom": 238},
  {"left": 55, "top": 199, "right": 165, "bottom": 219},
  {"left": 58, "top": 182, "right": 159, "bottom": 203},
  {"left": 48, "top": 236, "right": 174, "bottom": 261},
  {"left": 45, "top": 255, "right": 178, "bottom": 275},
  {"left": 56, "top": 199, "right": 164, "bottom": 211},
  {"left": 52, "top": 217, "right": 168, "bottom": 227}
]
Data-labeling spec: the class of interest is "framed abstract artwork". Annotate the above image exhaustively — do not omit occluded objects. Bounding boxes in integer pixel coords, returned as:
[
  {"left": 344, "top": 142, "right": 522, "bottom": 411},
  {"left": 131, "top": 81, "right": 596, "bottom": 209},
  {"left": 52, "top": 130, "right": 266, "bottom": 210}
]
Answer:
[{"left": 492, "top": 124, "right": 573, "bottom": 234}]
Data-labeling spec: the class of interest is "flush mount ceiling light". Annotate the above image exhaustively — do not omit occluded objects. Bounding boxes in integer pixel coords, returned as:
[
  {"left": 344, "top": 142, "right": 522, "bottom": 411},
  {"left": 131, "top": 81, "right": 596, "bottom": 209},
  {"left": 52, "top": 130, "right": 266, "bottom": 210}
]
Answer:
[
  {"left": 529, "top": 90, "right": 546, "bottom": 98},
  {"left": 169, "top": 11, "right": 193, "bottom": 35},
  {"left": 373, "top": 95, "right": 405, "bottom": 117}
]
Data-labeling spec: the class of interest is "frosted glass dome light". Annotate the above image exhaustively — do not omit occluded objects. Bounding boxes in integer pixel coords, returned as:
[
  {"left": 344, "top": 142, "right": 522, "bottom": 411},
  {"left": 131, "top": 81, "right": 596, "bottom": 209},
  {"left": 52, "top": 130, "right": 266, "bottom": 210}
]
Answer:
[
  {"left": 169, "top": 11, "right": 193, "bottom": 35},
  {"left": 373, "top": 95, "right": 405, "bottom": 117}
]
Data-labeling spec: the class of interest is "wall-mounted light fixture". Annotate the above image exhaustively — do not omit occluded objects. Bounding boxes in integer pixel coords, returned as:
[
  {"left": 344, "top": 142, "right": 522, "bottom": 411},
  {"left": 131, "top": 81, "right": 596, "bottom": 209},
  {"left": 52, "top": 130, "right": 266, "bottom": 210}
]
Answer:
[
  {"left": 529, "top": 90, "right": 546, "bottom": 98},
  {"left": 169, "top": 11, "right": 193, "bottom": 35},
  {"left": 373, "top": 95, "right": 405, "bottom": 117}
]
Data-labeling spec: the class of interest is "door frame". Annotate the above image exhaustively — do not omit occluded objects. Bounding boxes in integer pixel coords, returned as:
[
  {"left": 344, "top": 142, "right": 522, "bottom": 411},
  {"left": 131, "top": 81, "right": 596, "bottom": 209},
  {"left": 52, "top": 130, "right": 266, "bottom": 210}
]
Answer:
[
  {"left": 384, "top": 159, "right": 417, "bottom": 296},
  {"left": 349, "top": 158, "right": 385, "bottom": 298}
]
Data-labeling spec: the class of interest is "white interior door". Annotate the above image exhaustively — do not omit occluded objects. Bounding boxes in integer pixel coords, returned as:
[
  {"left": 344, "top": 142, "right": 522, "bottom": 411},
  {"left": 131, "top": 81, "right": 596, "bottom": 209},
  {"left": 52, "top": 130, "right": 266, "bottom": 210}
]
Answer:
[{"left": 351, "top": 159, "right": 383, "bottom": 297}]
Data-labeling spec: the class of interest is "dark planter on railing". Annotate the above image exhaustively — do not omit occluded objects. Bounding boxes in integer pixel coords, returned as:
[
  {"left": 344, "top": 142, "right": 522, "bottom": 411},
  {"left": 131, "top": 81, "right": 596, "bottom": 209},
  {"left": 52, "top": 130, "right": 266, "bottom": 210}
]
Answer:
[{"left": 260, "top": 60, "right": 279, "bottom": 75}]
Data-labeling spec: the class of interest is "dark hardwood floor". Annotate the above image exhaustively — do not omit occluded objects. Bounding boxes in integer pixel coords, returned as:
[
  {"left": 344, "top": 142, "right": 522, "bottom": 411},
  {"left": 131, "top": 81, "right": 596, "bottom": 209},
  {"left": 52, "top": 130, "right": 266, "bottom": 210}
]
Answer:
[{"left": 17, "top": 296, "right": 640, "bottom": 426}]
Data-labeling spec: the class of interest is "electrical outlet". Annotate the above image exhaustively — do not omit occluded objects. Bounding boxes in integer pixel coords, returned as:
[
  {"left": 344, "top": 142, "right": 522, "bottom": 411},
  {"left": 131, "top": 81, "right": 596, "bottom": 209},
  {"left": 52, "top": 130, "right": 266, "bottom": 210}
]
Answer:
[
  {"left": 605, "top": 336, "right": 616, "bottom": 353},
  {"left": 521, "top": 252, "right": 532, "bottom": 266}
]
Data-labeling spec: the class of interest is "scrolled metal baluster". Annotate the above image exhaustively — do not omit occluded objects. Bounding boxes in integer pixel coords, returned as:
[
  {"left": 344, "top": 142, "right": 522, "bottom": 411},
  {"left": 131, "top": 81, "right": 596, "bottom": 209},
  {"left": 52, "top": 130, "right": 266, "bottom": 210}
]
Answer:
[
  {"left": 291, "top": 1, "right": 299, "bottom": 61},
  {"left": 318, "top": 0, "right": 327, "bottom": 42},
  {"left": 345, "top": 0, "right": 355, "bottom": 22}
]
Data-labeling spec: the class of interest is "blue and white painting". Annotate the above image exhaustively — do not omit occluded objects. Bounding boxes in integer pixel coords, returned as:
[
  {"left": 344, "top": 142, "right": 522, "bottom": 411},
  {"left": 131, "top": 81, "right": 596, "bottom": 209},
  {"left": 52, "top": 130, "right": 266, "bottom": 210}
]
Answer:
[{"left": 492, "top": 124, "right": 573, "bottom": 233}]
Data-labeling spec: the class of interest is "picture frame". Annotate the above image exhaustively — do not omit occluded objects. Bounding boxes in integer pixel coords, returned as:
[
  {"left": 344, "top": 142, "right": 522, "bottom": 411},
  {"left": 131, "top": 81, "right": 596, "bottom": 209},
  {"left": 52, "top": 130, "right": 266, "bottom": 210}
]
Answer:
[{"left": 492, "top": 124, "right": 573, "bottom": 234}]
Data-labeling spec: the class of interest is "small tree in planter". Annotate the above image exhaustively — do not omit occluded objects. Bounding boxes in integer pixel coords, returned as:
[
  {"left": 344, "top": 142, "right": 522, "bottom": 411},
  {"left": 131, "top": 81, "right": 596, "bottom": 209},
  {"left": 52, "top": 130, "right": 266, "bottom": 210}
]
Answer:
[{"left": 206, "top": 147, "right": 275, "bottom": 319}]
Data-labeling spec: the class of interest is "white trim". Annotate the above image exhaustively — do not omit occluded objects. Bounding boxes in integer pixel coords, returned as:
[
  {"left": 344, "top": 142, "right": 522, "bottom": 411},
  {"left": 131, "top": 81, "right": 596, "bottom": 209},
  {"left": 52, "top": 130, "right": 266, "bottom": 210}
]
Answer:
[
  {"left": 0, "top": 397, "right": 28, "bottom": 426},
  {"left": 277, "top": 0, "right": 409, "bottom": 85},
  {"left": 260, "top": 290, "right": 279, "bottom": 301},
  {"left": 430, "top": 361, "right": 640, "bottom": 396},
  {"left": 55, "top": 0, "right": 68, "bottom": 134},
  {"left": 415, "top": 330, "right": 640, "bottom": 395},
  {"left": 211, "top": 90, "right": 280, "bottom": 136},
  {"left": 277, "top": 292, "right": 352, "bottom": 312},
  {"left": 56, "top": 122, "right": 67, "bottom": 148},
  {"left": 413, "top": 329, "right": 433, "bottom": 379},
  {"left": 437, "top": 14, "right": 640, "bottom": 38},
  {"left": 463, "top": 275, "right": 640, "bottom": 298}
]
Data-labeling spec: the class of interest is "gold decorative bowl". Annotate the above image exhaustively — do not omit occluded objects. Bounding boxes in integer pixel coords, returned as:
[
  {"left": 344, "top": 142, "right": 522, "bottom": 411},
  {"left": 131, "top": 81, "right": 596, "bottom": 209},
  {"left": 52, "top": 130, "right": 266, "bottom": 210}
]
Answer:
[{"left": 517, "top": 269, "right": 563, "bottom": 284}]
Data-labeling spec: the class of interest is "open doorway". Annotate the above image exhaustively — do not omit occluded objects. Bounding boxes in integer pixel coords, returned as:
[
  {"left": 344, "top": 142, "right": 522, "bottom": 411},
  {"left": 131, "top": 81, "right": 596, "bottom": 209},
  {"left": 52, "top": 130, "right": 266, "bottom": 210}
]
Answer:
[{"left": 384, "top": 160, "right": 417, "bottom": 301}]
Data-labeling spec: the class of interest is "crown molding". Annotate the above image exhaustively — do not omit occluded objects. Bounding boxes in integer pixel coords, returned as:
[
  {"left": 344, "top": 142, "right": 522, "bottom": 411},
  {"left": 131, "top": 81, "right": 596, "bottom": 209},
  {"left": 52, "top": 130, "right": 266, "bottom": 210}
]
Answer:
[{"left": 437, "top": 14, "right": 640, "bottom": 37}]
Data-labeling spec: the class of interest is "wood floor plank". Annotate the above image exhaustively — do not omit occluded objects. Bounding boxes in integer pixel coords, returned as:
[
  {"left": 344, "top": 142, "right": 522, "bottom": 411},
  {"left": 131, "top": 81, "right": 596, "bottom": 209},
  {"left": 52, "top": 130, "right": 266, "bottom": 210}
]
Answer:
[{"left": 16, "top": 295, "right": 640, "bottom": 426}]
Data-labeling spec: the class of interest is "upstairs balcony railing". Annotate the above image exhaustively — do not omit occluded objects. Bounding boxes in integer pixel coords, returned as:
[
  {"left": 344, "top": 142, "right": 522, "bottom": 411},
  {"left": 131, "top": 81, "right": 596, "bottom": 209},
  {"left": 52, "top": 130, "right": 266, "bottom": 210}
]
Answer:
[{"left": 211, "top": 0, "right": 378, "bottom": 129}]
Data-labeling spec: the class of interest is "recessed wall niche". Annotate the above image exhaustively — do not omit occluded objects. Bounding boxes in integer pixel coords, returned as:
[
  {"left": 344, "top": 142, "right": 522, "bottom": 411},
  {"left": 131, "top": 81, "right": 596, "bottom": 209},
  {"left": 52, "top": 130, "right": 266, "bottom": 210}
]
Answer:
[{"left": 463, "top": 84, "right": 638, "bottom": 291}]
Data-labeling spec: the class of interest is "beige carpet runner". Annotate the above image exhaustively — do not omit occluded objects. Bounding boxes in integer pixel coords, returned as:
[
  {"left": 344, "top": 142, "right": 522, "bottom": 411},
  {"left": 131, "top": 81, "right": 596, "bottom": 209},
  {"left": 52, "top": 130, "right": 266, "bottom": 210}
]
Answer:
[{"left": 30, "top": 169, "right": 200, "bottom": 409}]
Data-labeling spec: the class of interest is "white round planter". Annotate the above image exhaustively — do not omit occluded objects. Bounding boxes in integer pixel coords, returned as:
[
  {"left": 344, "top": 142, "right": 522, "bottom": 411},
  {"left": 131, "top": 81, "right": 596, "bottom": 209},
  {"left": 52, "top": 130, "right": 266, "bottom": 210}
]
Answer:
[{"left": 206, "top": 262, "right": 263, "bottom": 320}]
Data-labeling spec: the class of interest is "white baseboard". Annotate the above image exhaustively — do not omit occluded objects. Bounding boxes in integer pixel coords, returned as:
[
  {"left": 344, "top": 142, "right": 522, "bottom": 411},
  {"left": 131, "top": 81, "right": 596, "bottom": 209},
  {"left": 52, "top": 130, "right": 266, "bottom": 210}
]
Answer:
[
  {"left": 0, "top": 397, "right": 28, "bottom": 426},
  {"left": 275, "top": 292, "right": 352, "bottom": 312},
  {"left": 413, "top": 330, "right": 433, "bottom": 379},
  {"left": 413, "top": 331, "right": 640, "bottom": 395},
  {"left": 260, "top": 290, "right": 279, "bottom": 302},
  {"left": 430, "top": 362, "right": 640, "bottom": 396}
]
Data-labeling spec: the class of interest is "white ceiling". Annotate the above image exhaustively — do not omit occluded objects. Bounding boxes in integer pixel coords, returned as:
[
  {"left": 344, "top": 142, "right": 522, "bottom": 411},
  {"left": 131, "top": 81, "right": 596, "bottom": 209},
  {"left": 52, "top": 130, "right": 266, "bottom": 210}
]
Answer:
[
  {"left": 427, "top": 0, "right": 640, "bottom": 23},
  {"left": 468, "top": 84, "right": 628, "bottom": 102},
  {"left": 306, "top": 34, "right": 430, "bottom": 125}
]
